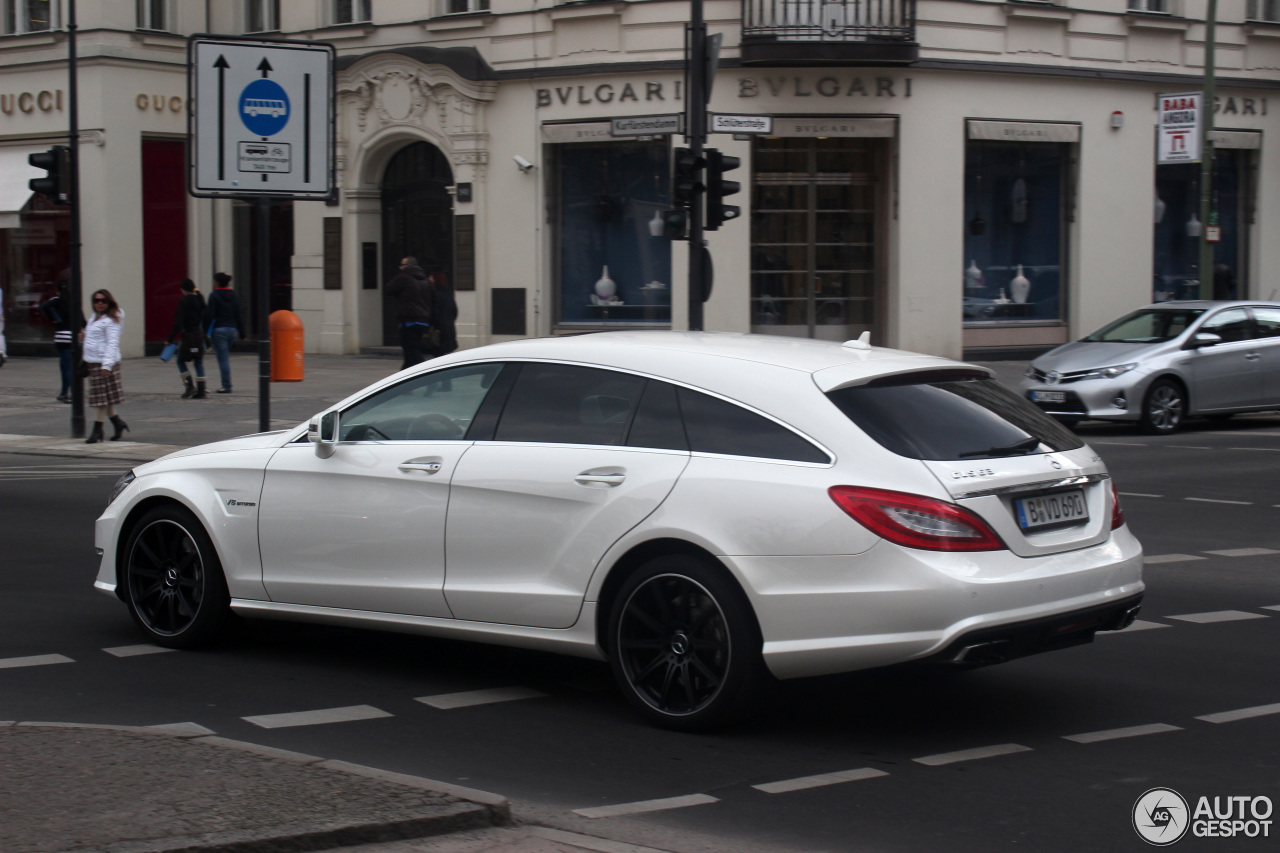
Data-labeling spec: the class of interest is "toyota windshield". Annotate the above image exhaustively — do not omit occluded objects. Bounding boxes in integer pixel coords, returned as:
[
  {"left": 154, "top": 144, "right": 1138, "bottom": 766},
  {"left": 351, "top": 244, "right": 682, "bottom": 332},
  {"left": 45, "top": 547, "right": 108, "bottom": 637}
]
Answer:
[{"left": 1082, "top": 308, "right": 1207, "bottom": 343}]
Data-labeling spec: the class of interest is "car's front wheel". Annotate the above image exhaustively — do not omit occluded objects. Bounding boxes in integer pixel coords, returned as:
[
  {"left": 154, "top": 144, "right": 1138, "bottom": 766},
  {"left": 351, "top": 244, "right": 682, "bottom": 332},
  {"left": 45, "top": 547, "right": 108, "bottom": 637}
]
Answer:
[
  {"left": 123, "top": 504, "right": 230, "bottom": 648},
  {"left": 608, "top": 555, "right": 763, "bottom": 731},
  {"left": 1140, "top": 378, "right": 1186, "bottom": 435}
]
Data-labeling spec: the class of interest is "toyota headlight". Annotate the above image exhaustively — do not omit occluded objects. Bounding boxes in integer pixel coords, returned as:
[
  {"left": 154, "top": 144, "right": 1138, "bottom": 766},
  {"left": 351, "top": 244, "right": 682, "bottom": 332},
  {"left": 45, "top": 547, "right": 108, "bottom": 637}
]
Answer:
[
  {"left": 1098, "top": 362, "right": 1138, "bottom": 379},
  {"left": 108, "top": 470, "right": 136, "bottom": 507}
]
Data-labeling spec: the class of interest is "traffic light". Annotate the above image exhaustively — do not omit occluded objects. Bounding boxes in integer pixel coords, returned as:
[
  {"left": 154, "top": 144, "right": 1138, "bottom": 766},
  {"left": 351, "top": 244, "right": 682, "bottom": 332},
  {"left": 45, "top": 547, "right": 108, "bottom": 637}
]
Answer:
[
  {"left": 705, "top": 148, "right": 741, "bottom": 231},
  {"left": 672, "top": 147, "right": 704, "bottom": 208},
  {"left": 28, "top": 146, "right": 70, "bottom": 205}
]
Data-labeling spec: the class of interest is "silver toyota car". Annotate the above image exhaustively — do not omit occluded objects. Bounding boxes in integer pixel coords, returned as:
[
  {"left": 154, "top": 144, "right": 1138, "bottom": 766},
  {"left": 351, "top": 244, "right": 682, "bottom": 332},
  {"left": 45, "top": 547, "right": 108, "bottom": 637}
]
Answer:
[{"left": 1020, "top": 300, "right": 1280, "bottom": 434}]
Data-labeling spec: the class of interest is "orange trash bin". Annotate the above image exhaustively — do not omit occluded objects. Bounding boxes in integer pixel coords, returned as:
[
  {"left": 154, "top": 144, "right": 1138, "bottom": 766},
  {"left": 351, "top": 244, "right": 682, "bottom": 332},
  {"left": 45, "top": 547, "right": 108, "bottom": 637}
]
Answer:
[{"left": 269, "top": 310, "right": 304, "bottom": 382}]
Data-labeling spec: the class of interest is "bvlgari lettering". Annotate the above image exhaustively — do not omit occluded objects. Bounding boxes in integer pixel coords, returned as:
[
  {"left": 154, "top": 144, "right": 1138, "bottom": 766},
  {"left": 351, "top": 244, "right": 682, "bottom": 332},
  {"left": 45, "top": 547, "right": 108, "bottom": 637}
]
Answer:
[
  {"left": 535, "top": 81, "right": 681, "bottom": 108},
  {"left": 738, "top": 76, "right": 912, "bottom": 99}
]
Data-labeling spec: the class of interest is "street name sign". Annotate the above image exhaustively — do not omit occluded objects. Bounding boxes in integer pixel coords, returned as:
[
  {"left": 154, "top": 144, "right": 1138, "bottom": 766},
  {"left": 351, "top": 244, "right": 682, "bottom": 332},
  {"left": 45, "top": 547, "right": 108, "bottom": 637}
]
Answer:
[
  {"left": 189, "top": 36, "right": 335, "bottom": 198},
  {"left": 611, "top": 114, "right": 683, "bottom": 137},
  {"left": 1157, "top": 92, "right": 1201, "bottom": 164},
  {"left": 711, "top": 113, "right": 773, "bottom": 134}
]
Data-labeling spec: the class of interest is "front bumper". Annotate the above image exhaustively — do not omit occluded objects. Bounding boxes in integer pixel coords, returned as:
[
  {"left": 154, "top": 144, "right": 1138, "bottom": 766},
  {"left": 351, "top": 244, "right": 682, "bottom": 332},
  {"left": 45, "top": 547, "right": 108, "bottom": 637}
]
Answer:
[{"left": 1019, "top": 374, "right": 1150, "bottom": 422}]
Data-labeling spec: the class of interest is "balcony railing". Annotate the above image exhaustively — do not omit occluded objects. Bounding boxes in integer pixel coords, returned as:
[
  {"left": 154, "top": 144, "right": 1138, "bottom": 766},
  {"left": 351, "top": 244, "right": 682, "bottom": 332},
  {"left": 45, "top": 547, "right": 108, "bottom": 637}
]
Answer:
[{"left": 741, "top": 0, "right": 917, "bottom": 65}]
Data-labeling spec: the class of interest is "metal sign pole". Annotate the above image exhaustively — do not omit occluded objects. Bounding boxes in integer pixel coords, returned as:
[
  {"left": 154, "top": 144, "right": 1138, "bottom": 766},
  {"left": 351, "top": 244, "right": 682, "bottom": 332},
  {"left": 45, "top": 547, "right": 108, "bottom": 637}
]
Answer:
[
  {"left": 687, "top": 0, "right": 707, "bottom": 331},
  {"left": 1198, "top": 0, "right": 1217, "bottom": 301},
  {"left": 67, "top": 0, "right": 85, "bottom": 438},
  {"left": 257, "top": 196, "right": 271, "bottom": 433}
]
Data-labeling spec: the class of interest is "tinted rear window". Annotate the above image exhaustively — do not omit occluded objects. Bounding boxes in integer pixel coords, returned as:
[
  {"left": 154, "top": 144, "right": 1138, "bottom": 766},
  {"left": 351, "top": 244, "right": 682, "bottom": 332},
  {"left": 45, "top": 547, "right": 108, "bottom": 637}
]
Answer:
[
  {"left": 827, "top": 376, "right": 1083, "bottom": 461},
  {"left": 678, "top": 388, "right": 830, "bottom": 464}
]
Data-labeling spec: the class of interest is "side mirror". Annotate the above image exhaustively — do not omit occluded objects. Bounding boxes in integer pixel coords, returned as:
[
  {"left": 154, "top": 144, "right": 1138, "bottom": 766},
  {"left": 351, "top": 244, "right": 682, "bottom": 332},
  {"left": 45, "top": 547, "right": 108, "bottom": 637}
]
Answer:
[
  {"left": 310, "top": 411, "right": 339, "bottom": 458},
  {"left": 1190, "top": 332, "right": 1222, "bottom": 349}
]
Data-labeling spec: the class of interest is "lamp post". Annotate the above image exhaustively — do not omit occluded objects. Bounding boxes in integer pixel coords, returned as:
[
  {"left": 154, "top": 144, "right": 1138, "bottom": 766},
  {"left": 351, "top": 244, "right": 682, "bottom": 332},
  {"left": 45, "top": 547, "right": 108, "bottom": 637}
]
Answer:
[
  {"left": 67, "top": 0, "right": 84, "bottom": 437},
  {"left": 1198, "top": 0, "right": 1217, "bottom": 300}
]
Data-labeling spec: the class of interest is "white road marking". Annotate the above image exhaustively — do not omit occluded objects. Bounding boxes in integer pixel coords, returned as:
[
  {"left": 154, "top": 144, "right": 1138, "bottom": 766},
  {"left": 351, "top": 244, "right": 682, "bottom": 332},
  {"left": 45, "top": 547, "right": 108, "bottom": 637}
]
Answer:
[
  {"left": 913, "top": 743, "right": 1032, "bottom": 766},
  {"left": 1089, "top": 441, "right": 1147, "bottom": 446},
  {"left": 1167, "top": 445, "right": 1213, "bottom": 450},
  {"left": 242, "top": 704, "right": 392, "bottom": 729},
  {"left": 0, "top": 653, "right": 74, "bottom": 669},
  {"left": 1197, "top": 703, "right": 1280, "bottom": 724},
  {"left": 1204, "top": 548, "right": 1280, "bottom": 557},
  {"left": 1166, "top": 610, "right": 1269, "bottom": 624},
  {"left": 1230, "top": 447, "right": 1280, "bottom": 452},
  {"left": 753, "top": 767, "right": 889, "bottom": 794},
  {"left": 1063, "top": 723, "right": 1182, "bottom": 743},
  {"left": 416, "top": 687, "right": 547, "bottom": 710},
  {"left": 574, "top": 794, "right": 719, "bottom": 819},
  {"left": 103, "top": 644, "right": 176, "bottom": 658},
  {"left": 1144, "top": 554, "right": 1205, "bottom": 564},
  {"left": 1186, "top": 497, "right": 1253, "bottom": 505},
  {"left": 1264, "top": 605, "right": 1280, "bottom": 613},
  {"left": 1119, "top": 492, "right": 1164, "bottom": 498},
  {"left": 1110, "top": 619, "right": 1171, "bottom": 633}
]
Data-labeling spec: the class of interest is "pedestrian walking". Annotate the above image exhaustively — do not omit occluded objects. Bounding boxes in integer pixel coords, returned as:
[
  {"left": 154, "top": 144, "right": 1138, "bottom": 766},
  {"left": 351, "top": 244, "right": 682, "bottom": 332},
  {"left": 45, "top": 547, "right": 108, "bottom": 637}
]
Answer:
[
  {"left": 426, "top": 267, "right": 458, "bottom": 358},
  {"left": 168, "top": 278, "right": 208, "bottom": 399},
  {"left": 40, "top": 280, "right": 82, "bottom": 402},
  {"left": 81, "top": 289, "right": 127, "bottom": 443},
  {"left": 205, "top": 272, "right": 244, "bottom": 393},
  {"left": 385, "top": 256, "right": 434, "bottom": 370}
]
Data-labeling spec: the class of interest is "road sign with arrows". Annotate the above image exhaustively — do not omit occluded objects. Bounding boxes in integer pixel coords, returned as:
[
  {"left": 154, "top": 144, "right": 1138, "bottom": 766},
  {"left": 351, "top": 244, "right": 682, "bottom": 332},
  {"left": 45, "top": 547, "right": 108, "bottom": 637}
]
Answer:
[{"left": 189, "top": 36, "right": 334, "bottom": 198}]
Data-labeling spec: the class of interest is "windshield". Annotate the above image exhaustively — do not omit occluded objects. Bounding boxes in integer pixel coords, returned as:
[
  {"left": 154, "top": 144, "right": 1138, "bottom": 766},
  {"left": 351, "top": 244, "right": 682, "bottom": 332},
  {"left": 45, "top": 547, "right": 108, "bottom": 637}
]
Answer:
[
  {"left": 1083, "top": 308, "right": 1206, "bottom": 343},
  {"left": 826, "top": 375, "right": 1084, "bottom": 462}
]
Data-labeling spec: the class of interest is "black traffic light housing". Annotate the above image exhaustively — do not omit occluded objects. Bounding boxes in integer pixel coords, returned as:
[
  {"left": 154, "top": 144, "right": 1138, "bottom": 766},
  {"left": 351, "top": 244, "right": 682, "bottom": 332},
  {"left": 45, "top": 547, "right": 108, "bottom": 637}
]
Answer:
[
  {"left": 29, "top": 146, "right": 71, "bottom": 205},
  {"left": 705, "top": 148, "right": 741, "bottom": 231},
  {"left": 672, "top": 147, "right": 704, "bottom": 208},
  {"left": 661, "top": 207, "right": 689, "bottom": 240}
]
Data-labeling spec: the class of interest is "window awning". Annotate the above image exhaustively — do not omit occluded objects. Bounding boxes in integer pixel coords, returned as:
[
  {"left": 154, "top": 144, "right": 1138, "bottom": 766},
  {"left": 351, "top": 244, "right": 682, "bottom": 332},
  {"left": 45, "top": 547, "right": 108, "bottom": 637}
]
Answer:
[
  {"left": 1208, "top": 130, "right": 1261, "bottom": 149},
  {"left": 967, "top": 120, "right": 1080, "bottom": 143},
  {"left": 0, "top": 146, "right": 45, "bottom": 229}
]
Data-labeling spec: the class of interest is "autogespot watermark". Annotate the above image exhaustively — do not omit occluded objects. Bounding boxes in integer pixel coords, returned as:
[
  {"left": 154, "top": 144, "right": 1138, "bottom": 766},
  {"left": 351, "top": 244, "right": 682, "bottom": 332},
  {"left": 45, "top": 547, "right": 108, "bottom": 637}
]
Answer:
[{"left": 1133, "top": 787, "right": 1274, "bottom": 845}]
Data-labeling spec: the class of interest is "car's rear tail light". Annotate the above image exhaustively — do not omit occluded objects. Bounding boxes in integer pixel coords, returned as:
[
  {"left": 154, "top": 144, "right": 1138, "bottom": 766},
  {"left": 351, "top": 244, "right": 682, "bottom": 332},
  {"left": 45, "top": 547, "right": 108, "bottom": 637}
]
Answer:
[
  {"left": 828, "top": 486, "right": 1006, "bottom": 552},
  {"left": 1110, "top": 481, "right": 1125, "bottom": 530}
]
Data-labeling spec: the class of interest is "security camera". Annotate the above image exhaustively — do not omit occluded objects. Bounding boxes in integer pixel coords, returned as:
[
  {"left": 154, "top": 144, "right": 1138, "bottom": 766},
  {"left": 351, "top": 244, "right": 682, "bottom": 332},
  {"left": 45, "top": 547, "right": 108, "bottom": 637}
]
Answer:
[{"left": 513, "top": 155, "right": 535, "bottom": 173}]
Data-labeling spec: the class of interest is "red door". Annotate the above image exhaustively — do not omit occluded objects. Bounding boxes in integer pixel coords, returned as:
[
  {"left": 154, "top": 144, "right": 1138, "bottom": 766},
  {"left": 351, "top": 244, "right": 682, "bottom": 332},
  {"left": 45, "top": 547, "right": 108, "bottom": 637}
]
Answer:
[{"left": 141, "top": 139, "right": 189, "bottom": 342}]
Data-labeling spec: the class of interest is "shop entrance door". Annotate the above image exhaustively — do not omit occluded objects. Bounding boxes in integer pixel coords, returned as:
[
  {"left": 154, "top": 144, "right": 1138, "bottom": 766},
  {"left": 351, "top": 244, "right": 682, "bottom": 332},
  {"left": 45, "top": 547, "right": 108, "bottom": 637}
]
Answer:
[
  {"left": 381, "top": 142, "right": 454, "bottom": 345},
  {"left": 750, "top": 137, "right": 885, "bottom": 341}
]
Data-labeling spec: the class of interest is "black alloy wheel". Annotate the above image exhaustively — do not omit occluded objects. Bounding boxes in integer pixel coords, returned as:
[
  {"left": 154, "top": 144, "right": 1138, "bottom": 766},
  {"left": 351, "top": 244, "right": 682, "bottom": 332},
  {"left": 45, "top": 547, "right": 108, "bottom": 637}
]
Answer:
[
  {"left": 1140, "top": 378, "right": 1186, "bottom": 435},
  {"left": 124, "top": 505, "right": 230, "bottom": 648},
  {"left": 609, "top": 555, "right": 762, "bottom": 730}
]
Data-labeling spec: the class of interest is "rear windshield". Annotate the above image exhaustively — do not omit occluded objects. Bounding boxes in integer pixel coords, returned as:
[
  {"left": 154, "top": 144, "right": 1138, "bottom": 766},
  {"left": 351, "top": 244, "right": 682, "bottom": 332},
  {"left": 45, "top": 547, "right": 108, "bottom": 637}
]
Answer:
[
  {"left": 1083, "top": 308, "right": 1206, "bottom": 343},
  {"left": 826, "top": 375, "right": 1084, "bottom": 461}
]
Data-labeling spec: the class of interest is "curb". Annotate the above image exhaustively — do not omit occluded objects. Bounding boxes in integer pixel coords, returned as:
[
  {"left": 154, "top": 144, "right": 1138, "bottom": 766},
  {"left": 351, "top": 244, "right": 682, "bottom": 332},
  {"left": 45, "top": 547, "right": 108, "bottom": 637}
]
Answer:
[
  {"left": 3, "top": 721, "right": 511, "bottom": 853},
  {"left": 0, "top": 434, "right": 184, "bottom": 463}
]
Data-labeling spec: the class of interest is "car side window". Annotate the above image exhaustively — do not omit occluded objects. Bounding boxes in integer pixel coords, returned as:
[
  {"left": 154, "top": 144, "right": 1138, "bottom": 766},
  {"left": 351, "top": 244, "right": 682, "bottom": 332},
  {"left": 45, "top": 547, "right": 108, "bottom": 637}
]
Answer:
[
  {"left": 495, "top": 363, "right": 646, "bottom": 446},
  {"left": 1251, "top": 307, "right": 1280, "bottom": 338},
  {"left": 677, "top": 388, "right": 830, "bottom": 464},
  {"left": 340, "top": 363, "right": 504, "bottom": 441},
  {"left": 626, "top": 379, "right": 689, "bottom": 451},
  {"left": 1199, "top": 308, "right": 1254, "bottom": 343}
]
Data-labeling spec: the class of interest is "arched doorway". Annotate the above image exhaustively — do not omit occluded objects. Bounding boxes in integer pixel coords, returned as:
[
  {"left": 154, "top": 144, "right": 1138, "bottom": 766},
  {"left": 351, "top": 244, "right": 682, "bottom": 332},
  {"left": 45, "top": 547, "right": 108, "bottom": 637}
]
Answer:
[{"left": 381, "top": 141, "right": 454, "bottom": 345}]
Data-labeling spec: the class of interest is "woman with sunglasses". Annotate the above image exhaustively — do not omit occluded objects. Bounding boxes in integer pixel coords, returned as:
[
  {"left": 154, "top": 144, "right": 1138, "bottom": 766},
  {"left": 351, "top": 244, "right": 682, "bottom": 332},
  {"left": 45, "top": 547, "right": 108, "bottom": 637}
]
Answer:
[{"left": 80, "top": 289, "right": 128, "bottom": 443}]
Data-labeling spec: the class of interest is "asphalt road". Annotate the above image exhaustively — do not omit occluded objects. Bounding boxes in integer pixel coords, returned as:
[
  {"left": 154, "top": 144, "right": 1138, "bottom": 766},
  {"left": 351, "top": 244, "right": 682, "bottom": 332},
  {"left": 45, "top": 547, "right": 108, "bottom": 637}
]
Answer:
[{"left": 2, "top": 416, "right": 1279, "bottom": 853}]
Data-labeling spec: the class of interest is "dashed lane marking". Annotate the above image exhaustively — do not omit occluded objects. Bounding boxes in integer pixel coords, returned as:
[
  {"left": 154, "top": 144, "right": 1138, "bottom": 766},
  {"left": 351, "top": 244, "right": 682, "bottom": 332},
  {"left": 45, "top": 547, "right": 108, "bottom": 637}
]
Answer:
[
  {"left": 1229, "top": 447, "right": 1280, "bottom": 452},
  {"left": 574, "top": 794, "right": 719, "bottom": 819},
  {"left": 753, "top": 767, "right": 889, "bottom": 794},
  {"left": 1110, "top": 619, "right": 1171, "bottom": 633},
  {"left": 1166, "top": 610, "right": 1269, "bottom": 624},
  {"left": 1120, "top": 492, "right": 1164, "bottom": 498},
  {"left": 0, "top": 654, "right": 74, "bottom": 669},
  {"left": 1144, "top": 554, "right": 1205, "bottom": 564},
  {"left": 1197, "top": 703, "right": 1280, "bottom": 724},
  {"left": 242, "top": 705, "right": 392, "bottom": 729},
  {"left": 1063, "top": 723, "right": 1183, "bottom": 744},
  {"left": 912, "top": 743, "right": 1032, "bottom": 767},
  {"left": 1186, "top": 497, "right": 1253, "bottom": 506},
  {"left": 103, "top": 644, "right": 176, "bottom": 658},
  {"left": 416, "top": 687, "right": 547, "bottom": 710},
  {"left": 1089, "top": 441, "right": 1147, "bottom": 446},
  {"left": 1167, "top": 445, "right": 1213, "bottom": 450},
  {"left": 1204, "top": 548, "right": 1280, "bottom": 557},
  {"left": 1265, "top": 605, "right": 1280, "bottom": 612}
]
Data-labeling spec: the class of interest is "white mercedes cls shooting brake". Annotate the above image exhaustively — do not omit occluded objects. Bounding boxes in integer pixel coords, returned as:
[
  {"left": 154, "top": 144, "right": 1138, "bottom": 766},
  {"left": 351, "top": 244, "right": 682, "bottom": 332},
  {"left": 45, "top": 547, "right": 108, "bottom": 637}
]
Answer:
[{"left": 95, "top": 332, "right": 1144, "bottom": 729}]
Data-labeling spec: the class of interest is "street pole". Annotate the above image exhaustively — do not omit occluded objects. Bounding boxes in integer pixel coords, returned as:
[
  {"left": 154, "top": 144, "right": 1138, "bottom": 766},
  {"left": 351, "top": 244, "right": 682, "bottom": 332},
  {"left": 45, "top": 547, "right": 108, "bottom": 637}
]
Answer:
[
  {"left": 67, "top": 0, "right": 85, "bottom": 438},
  {"left": 257, "top": 197, "right": 272, "bottom": 433},
  {"left": 1198, "top": 0, "right": 1217, "bottom": 300},
  {"left": 687, "top": 0, "right": 707, "bottom": 331}
]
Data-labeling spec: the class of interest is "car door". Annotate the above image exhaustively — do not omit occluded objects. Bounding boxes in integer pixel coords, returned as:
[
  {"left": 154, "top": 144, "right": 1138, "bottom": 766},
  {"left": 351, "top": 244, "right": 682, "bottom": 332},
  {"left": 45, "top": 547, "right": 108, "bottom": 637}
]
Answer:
[
  {"left": 1249, "top": 306, "right": 1280, "bottom": 406},
  {"left": 443, "top": 363, "right": 689, "bottom": 629},
  {"left": 258, "top": 362, "right": 506, "bottom": 617},
  {"left": 1187, "top": 308, "right": 1262, "bottom": 411}
]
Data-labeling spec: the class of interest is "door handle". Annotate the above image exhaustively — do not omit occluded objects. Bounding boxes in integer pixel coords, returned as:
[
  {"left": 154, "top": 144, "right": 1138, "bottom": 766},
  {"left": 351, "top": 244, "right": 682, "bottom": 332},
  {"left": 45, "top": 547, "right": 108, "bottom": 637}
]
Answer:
[
  {"left": 575, "top": 470, "right": 626, "bottom": 487},
  {"left": 1245, "top": 352, "right": 1261, "bottom": 361},
  {"left": 399, "top": 457, "right": 443, "bottom": 474}
]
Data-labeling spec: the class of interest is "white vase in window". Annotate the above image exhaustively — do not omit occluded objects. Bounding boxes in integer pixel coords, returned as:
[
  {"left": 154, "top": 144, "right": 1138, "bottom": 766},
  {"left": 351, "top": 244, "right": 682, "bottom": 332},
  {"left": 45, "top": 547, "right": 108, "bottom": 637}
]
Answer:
[
  {"left": 1010, "top": 264, "right": 1030, "bottom": 304},
  {"left": 964, "top": 259, "right": 984, "bottom": 290},
  {"left": 1186, "top": 212, "right": 1202, "bottom": 238},
  {"left": 594, "top": 265, "right": 617, "bottom": 300},
  {"left": 994, "top": 288, "right": 1011, "bottom": 305}
]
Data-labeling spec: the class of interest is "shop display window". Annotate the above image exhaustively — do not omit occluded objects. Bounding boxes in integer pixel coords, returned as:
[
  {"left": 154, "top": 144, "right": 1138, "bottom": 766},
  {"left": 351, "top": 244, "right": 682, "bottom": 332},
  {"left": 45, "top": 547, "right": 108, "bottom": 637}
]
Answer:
[
  {"left": 1, "top": 194, "right": 69, "bottom": 344},
  {"left": 552, "top": 140, "right": 672, "bottom": 326},
  {"left": 1153, "top": 150, "right": 1247, "bottom": 302},
  {"left": 962, "top": 140, "right": 1067, "bottom": 324}
]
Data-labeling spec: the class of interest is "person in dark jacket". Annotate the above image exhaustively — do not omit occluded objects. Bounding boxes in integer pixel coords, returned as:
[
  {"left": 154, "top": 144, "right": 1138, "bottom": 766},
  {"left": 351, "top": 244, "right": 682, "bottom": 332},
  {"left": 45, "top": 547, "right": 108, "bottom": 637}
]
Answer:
[
  {"left": 168, "top": 278, "right": 207, "bottom": 399},
  {"left": 426, "top": 267, "right": 458, "bottom": 357},
  {"left": 386, "top": 256, "right": 434, "bottom": 370},
  {"left": 205, "top": 272, "right": 245, "bottom": 393},
  {"left": 40, "top": 279, "right": 83, "bottom": 403}
]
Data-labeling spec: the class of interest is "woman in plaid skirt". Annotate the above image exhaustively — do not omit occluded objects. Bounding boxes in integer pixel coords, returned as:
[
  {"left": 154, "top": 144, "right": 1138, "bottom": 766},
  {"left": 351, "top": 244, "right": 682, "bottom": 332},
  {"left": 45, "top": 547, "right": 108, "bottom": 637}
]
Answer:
[{"left": 81, "top": 289, "right": 128, "bottom": 443}]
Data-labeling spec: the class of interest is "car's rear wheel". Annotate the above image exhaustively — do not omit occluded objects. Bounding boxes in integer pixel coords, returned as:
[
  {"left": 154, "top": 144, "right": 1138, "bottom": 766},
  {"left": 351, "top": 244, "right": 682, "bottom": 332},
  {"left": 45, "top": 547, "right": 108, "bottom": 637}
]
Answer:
[
  {"left": 1140, "top": 378, "right": 1185, "bottom": 435},
  {"left": 608, "top": 555, "right": 763, "bottom": 731},
  {"left": 123, "top": 505, "right": 230, "bottom": 648}
]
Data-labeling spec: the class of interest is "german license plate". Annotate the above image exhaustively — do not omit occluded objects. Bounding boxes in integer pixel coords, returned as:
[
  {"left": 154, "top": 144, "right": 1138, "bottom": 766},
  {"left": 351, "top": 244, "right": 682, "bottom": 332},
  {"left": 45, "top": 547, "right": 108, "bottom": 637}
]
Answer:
[
  {"left": 1031, "top": 391, "right": 1066, "bottom": 403},
  {"left": 1015, "top": 489, "right": 1089, "bottom": 531}
]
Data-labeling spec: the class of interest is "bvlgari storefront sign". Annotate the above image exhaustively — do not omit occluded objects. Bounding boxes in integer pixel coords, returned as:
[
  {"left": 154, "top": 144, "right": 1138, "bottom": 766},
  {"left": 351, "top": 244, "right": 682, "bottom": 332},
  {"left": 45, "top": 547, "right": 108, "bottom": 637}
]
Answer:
[{"left": 535, "top": 75, "right": 914, "bottom": 107}]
